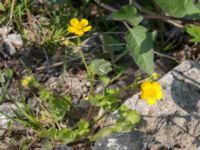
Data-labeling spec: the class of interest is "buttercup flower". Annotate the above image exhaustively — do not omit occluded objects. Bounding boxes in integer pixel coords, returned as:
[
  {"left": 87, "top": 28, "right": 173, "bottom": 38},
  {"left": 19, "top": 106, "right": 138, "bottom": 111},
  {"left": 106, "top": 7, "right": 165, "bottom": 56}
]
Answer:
[
  {"left": 21, "top": 76, "right": 35, "bottom": 88},
  {"left": 63, "top": 40, "right": 70, "bottom": 46},
  {"left": 67, "top": 18, "right": 92, "bottom": 36},
  {"left": 140, "top": 80, "right": 163, "bottom": 105}
]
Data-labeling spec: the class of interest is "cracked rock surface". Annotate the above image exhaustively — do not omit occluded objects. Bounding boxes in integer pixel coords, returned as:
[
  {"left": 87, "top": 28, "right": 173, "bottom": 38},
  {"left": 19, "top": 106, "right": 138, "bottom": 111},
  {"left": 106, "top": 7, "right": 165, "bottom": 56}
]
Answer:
[{"left": 95, "top": 61, "right": 200, "bottom": 150}]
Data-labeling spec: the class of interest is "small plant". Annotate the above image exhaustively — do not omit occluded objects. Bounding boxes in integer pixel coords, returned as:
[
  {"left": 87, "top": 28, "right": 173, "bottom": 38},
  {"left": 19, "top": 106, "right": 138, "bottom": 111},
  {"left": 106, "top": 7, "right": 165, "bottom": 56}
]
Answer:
[
  {"left": 7, "top": 0, "right": 200, "bottom": 148},
  {"left": 0, "top": 17, "right": 164, "bottom": 148}
]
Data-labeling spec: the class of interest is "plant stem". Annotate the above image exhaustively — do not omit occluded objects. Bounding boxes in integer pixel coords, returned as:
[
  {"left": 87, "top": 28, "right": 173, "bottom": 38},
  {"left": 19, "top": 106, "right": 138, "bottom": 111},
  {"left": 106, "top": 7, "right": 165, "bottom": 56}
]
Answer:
[
  {"left": 9, "top": 0, "right": 15, "bottom": 21},
  {"left": 61, "top": 49, "right": 68, "bottom": 89},
  {"left": 77, "top": 38, "right": 97, "bottom": 121},
  {"left": 76, "top": 37, "right": 96, "bottom": 121},
  {"left": 77, "top": 38, "right": 89, "bottom": 73}
]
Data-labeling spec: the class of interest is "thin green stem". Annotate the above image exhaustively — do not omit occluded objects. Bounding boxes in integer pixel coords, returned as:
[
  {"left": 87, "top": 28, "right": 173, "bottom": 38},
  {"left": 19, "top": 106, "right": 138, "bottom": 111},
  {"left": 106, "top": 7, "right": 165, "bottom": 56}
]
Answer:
[
  {"left": 61, "top": 49, "right": 68, "bottom": 89},
  {"left": 76, "top": 37, "right": 96, "bottom": 121},
  {"left": 77, "top": 38, "right": 89, "bottom": 73}
]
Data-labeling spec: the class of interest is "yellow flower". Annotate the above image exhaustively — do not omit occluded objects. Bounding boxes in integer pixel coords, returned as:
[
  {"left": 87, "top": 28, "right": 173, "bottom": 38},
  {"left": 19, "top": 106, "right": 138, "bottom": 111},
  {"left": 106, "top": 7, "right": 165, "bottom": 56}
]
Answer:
[
  {"left": 140, "top": 80, "right": 163, "bottom": 105},
  {"left": 21, "top": 76, "right": 34, "bottom": 88},
  {"left": 67, "top": 18, "right": 92, "bottom": 36},
  {"left": 63, "top": 40, "right": 70, "bottom": 46}
]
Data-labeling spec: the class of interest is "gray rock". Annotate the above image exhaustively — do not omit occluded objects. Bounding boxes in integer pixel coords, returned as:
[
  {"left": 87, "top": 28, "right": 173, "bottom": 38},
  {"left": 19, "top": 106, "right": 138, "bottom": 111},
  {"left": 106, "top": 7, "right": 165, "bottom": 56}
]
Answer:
[
  {"left": 0, "top": 102, "right": 14, "bottom": 137},
  {"left": 0, "top": 102, "right": 22, "bottom": 137},
  {"left": 3, "top": 33, "right": 23, "bottom": 55},
  {"left": 0, "top": 27, "right": 12, "bottom": 36},
  {"left": 55, "top": 145, "right": 71, "bottom": 150},
  {"left": 6, "top": 34, "right": 23, "bottom": 48},
  {"left": 0, "top": 26, "right": 23, "bottom": 56},
  {"left": 123, "top": 61, "right": 200, "bottom": 150},
  {"left": 94, "top": 61, "right": 200, "bottom": 150},
  {"left": 94, "top": 131, "right": 155, "bottom": 150},
  {"left": 3, "top": 41, "right": 16, "bottom": 55}
]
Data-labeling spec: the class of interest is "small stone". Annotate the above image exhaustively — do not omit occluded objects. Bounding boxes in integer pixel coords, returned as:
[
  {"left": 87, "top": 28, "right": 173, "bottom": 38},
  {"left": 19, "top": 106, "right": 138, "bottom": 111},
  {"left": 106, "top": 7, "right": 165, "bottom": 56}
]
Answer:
[
  {"left": 94, "top": 131, "right": 155, "bottom": 150},
  {"left": 0, "top": 102, "right": 22, "bottom": 137},
  {"left": 0, "top": 27, "right": 23, "bottom": 56},
  {"left": 82, "top": 86, "right": 88, "bottom": 93},
  {"left": 0, "top": 27, "right": 12, "bottom": 36},
  {"left": 2, "top": 33, "right": 23, "bottom": 55},
  {"left": 55, "top": 145, "right": 71, "bottom": 150},
  {"left": 86, "top": 82, "right": 91, "bottom": 87},
  {"left": 7, "top": 34, "right": 23, "bottom": 49}
]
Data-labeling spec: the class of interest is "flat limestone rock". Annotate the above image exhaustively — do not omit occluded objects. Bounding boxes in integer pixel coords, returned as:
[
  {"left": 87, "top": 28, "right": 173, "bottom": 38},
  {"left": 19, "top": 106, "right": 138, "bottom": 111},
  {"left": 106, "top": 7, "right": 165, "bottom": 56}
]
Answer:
[
  {"left": 94, "top": 61, "right": 200, "bottom": 150},
  {"left": 123, "top": 60, "right": 200, "bottom": 150},
  {"left": 94, "top": 131, "right": 155, "bottom": 150}
]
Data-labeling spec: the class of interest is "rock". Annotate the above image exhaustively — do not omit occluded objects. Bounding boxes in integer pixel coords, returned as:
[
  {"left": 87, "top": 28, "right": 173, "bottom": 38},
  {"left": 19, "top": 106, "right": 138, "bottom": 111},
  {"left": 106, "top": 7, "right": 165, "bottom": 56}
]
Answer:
[
  {"left": 0, "top": 27, "right": 12, "bottom": 36},
  {"left": 94, "top": 131, "right": 156, "bottom": 150},
  {"left": 0, "top": 26, "right": 23, "bottom": 56},
  {"left": 6, "top": 34, "right": 23, "bottom": 49},
  {"left": 3, "top": 33, "right": 23, "bottom": 55},
  {"left": 55, "top": 145, "right": 71, "bottom": 150},
  {"left": 3, "top": 42, "right": 16, "bottom": 55},
  {"left": 94, "top": 61, "right": 200, "bottom": 150},
  {"left": 0, "top": 103, "right": 15, "bottom": 137},
  {"left": 0, "top": 102, "right": 23, "bottom": 137},
  {"left": 122, "top": 61, "right": 200, "bottom": 150}
]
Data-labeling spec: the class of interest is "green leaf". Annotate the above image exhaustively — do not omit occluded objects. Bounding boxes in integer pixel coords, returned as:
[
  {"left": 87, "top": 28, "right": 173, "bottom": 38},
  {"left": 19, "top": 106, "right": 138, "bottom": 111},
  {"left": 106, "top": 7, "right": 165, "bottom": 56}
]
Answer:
[
  {"left": 0, "top": 2, "right": 5, "bottom": 11},
  {"left": 39, "top": 88, "right": 52, "bottom": 99},
  {"left": 126, "top": 110, "right": 140, "bottom": 124},
  {"left": 40, "top": 128, "right": 57, "bottom": 138},
  {"left": 89, "top": 89, "right": 119, "bottom": 112},
  {"left": 186, "top": 24, "right": 200, "bottom": 42},
  {"left": 41, "top": 141, "right": 54, "bottom": 150},
  {"left": 89, "top": 59, "right": 112, "bottom": 76},
  {"left": 155, "top": 0, "right": 200, "bottom": 18},
  {"left": 77, "top": 119, "right": 90, "bottom": 129},
  {"left": 40, "top": 128, "right": 75, "bottom": 144},
  {"left": 91, "top": 105, "right": 140, "bottom": 141},
  {"left": 126, "top": 25, "right": 154, "bottom": 74},
  {"left": 48, "top": 96, "right": 71, "bottom": 120},
  {"left": 114, "top": 121, "right": 132, "bottom": 132},
  {"left": 100, "top": 76, "right": 110, "bottom": 86},
  {"left": 75, "top": 120, "right": 90, "bottom": 137},
  {"left": 107, "top": 5, "right": 143, "bottom": 26},
  {"left": 4, "top": 69, "right": 13, "bottom": 79},
  {"left": 103, "top": 35, "right": 122, "bottom": 53},
  {"left": 90, "top": 126, "right": 115, "bottom": 141},
  {"left": 118, "top": 105, "right": 141, "bottom": 124}
]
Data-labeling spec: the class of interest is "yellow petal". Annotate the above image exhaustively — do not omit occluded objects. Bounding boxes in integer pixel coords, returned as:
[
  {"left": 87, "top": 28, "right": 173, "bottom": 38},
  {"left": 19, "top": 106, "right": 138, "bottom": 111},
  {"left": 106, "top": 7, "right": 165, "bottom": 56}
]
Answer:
[
  {"left": 152, "top": 82, "right": 161, "bottom": 89},
  {"left": 141, "top": 80, "right": 151, "bottom": 90},
  {"left": 67, "top": 26, "right": 77, "bottom": 33},
  {"left": 80, "top": 18, "right": 89, "bottom": 26},
  {"left": 147, "top": 98, "right": 156, "bottom": 105},
  {"left": 21, "top": 79, "right": 29, "bottom": 87},
  {"left": 70, "top": 18, "right": 79, "bottom": 26},
  {"left": 141, "top": 91, "right": 148, "bottom": 100},
  {"left": 156, "top": 89, "right": 163, "bottom": 100},
  {"left": 152, "top": 82, "right": 163, "bottom": 100},
  {"left": 76, "top": 31, "right": 84, "bottom": 36},
  {"left": 83, "top": 26, "right": 92, "bottom": 32},
  {"left": 21, "top": 76, "right": 33, "bottom": 87}
]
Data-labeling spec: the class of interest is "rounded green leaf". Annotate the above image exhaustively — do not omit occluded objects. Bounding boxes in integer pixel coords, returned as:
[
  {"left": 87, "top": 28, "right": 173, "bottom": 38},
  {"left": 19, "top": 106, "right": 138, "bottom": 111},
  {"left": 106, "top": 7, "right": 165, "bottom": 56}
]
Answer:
[
  {"left": 155, "top": 0, "right": 200, "bottom": 18},
  {"left": 126, "top": 25, "right": 154, "bottom": 74},
  {"left": 107, "top": 5, "right": 143, "bottom": 26}
]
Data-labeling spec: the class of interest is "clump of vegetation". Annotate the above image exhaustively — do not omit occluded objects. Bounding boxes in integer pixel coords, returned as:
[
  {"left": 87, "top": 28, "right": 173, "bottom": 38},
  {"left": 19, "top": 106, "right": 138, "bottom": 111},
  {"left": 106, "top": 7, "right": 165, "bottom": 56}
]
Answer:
[{"left": 0, "top": 0, "right": 200, "bottom": 149}]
